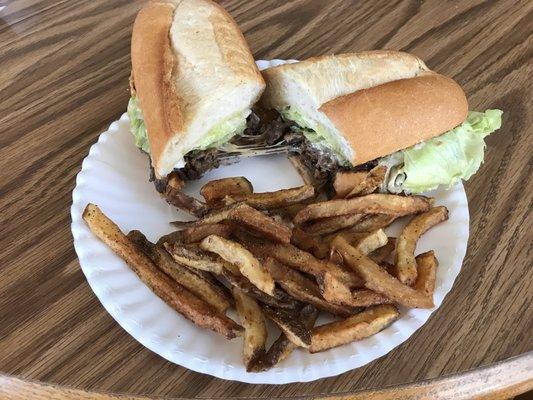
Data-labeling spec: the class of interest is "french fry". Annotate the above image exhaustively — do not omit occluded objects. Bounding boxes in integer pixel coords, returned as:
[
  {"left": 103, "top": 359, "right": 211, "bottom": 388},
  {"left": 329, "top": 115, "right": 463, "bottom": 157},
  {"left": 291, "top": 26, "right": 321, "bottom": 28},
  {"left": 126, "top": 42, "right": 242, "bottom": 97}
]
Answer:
[
  {"left": 262, "top": 306, "right": 311, "bottom": 348},
  {"left": 346, "top": 166, "right": 388, "bottom": 198},
  {"left": 345, "top": 214, "right": 397, "bottom": 233},
  {"left": 222, "top": 268, "right": 297, "bottom": 309},
  {"left": 171, "top": 205, "right": 234, "bottom": 228},
  {"left": 291, "top": 227, "right": 329, "bottom": 259},
  {"left": 309, "top": 304, "right": 399, "bottom": 353},
  {"left": 270, "top": 203, "right": 308, "bottom": 221},
  {"left": 232, "top": 287, "right": 267, "bottom": 371},
  {"left": 332, "top": 236, "right": 434, "bottom": 308},
  {"left": 303, "top": 213, "right": 365, "bottom": 235},
  {"left": 200, "top": 235, "right": 275, "bottom": 296},
  {"left": 413, "top": 251, "right": 438, "bottom": 297},
  {"left": 128, "top": 231, "right": 233, "bottom": 314},
  {"left": 82, "top": 204, "right": 242, "bottom": 339},
  {"left": 200, "top": 177, "right": 253, "bottom": 204},
  {"left": 165, "top": 243, "right": 228, "bottom": 275},
  {"left": 249, "top": 305, "right": 318, "bottom": 372},
  {"left": 223, "top": 185, "right": 315, "bottom": 210},
  {"left": 354, "top": 229, "right": 388, "bottom": 254},
  {"left": 395, "top": 206, "right": 449, "bottom": 285},
  {"left": 350, "top": 289, "right": 393, "bottom": 307},
  {"left": 368, "top": 238, "right": 396, "bottom": 264},
  {"left": 156, "top": 223, "right": 233, "bottom": 246},
  {"left": 230, "top": 204, "right": 292, "bottom": 243},
  {"left": 294, "top": 194, "right": 432, "bottom": 225},
  {"left": 264, "top": 258, "right": 356, "bottom": 317}
]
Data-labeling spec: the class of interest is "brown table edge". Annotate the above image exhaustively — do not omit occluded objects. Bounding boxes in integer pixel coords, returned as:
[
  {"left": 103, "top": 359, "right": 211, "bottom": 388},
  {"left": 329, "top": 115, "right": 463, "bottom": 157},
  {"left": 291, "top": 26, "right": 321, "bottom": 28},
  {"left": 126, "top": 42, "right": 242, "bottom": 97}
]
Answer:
[{"left": 0, "top": 352, "right": 531, "bottom": 400}]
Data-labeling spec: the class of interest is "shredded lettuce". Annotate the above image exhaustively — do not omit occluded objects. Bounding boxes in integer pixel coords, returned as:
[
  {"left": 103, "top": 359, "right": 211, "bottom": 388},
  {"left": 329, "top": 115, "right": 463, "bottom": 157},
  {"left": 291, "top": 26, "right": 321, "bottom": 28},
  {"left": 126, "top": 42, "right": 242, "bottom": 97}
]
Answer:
[
  {"left": 379, "top": 110, "right": 503, "bottom": 193},
  {"left": 281, "top": 107, "right": 351, "bottom": 165},
  {"left": 127, "top": 97, "right": 248, "bottom": 155},
  {"left": 127, "top": 97, "right": 150, "bottom": 153}
]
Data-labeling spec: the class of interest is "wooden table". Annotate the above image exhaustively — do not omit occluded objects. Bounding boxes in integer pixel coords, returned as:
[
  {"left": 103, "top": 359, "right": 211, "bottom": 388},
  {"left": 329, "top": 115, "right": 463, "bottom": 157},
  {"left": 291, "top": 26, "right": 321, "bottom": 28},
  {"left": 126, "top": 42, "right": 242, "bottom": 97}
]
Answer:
[{"left": 1, "top": 0, "right": 532, "bottom": 399}]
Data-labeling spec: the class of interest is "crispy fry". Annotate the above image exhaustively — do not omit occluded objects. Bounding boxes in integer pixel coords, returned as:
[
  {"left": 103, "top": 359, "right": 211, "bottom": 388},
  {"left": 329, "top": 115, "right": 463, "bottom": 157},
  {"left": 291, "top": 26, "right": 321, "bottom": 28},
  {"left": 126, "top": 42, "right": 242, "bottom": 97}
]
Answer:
[
  {"left": 355, "top": 229, "right": 388, "bottom": 254},
  {"left": 334, "top": 171, "right": 366, "bottom": 198},
  {"left": 82, "top": 204, "right": 242, "bottom": 339},
  {"left": 262, "top": 306, "right": 311, "bottom": 348},
  {"left": 294, "top": 194, "right": 432, "bottom": 225},
  {"left": 156, "top": 223, "right": 233, "bottom": 246},
  {"left": 200, "top": 177, "right": 253, "bottom": 204},
  {"left": 413, "top": 251, "right": 438, "bottom": 297},
  {"left": 332, "top": 236, "right": 434, "bottom": 308},
  {"left": 222, "top": 268, "right": 297, "bottom": 309},
  {"left": 249, "top": 305, "right": 318, "bottom": 372},
  {"left": 350, "top": 289, "right": 393, "bottom": 307},
  {"left": 264, "top": 258, "right": 356, "bottom": 316},
  {"left": 223, "top": 185, "right": 315, "bottom": 210},
  {"left": 395, "top": 206, "right": 448, "bottom": 285},
  {"left": 291, "top": 227, "right": 329, "bottom": 259},
  {"left": 309, "top": 305, "right": 399, "bottom": 353},
  {"left": 304, "top": 213, "right": 365, "bottom": 235},
  {"left": 200, "top": 235, "right": 275, "bottom": 295},
  {"left": 171, "top": 205, "right": 234, "bottom": 228},
  {"left": 346, "top": 166, "right": 388, "bottom": 198},
  {"left": 128, "top": 231, "right": 233, "bottom": 313},
  {"left": 270, "top": 203, "right": 308, "bottom": 221},
  {"left": 368, "top": 238, "right": 396, "bottom": 264},
  {"left": 165, "top": 243, "right": 227, "bottom": 275},
  {"left": 230, "top": 204, "right": 292, "bottom": 243},
  {"left": 232, "top": 287, "right": 267, "bottom": 371},
  {"left": 165, "top": 185, "right": 208, "bottom": 217},
  {"left": 345, "top": 214, "right": 397, "bottom": 233}
]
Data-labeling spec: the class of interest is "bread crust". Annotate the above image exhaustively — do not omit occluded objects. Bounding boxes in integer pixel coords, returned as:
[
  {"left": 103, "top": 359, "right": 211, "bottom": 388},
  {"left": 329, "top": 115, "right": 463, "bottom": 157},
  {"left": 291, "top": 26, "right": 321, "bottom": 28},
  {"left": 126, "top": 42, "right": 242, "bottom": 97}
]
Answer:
[
  {"left": 319, "top": 73, "right": 468, "bottom": 165},
  {"left": 131, "top": 1, "right": 182, "bottom": 175}
]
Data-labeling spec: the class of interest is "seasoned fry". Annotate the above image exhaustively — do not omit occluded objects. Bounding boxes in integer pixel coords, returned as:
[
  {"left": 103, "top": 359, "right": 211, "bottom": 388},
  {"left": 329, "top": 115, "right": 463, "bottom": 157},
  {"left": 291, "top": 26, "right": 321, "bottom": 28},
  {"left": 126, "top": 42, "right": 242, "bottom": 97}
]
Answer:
[
  {"left": 294, "top": 194, "right": 432, "bottom": 225},
  {"left": 232, "top": 287, "right": 267, "bottom": 370},
  {"left": 355, "top": 229, "right": 388, "bottom": 254},
  {"left": 345, "top": 214, "right": 397, "bottom": 233},
  {"left": 262, "top": 306, "right": 311, "bottom": 348},
  {"left": 304, "top": 213, "right": 365, "bottom": 235},
  {"left": 270, "top": 203, "right": 308, "bottom": 221},
  {"left": 350, "top": 289, "right": 393, "bottom": 307},
  {"left": 128, "top": 230, "right": 232, "bottom": 313},
  {"left": 165, "top": 243, "right": 227, "bottom": 275},
  {"left": 347, "top": 166, "right": 388, "bottom": 198},
  {"left": 309, "top": 305, "right": 399, "bottom": 353},
  {"left": 249, "top": 305, "right": 318, "bottom": 372},
  {"left": 291, "top": 227, "right": 329, "bottom": 259},
  {"left": 200, "top": 235, "right": 275, "bottom": 295},
  {"left": 264, "top": 258, "right": 356, "bottom": 316},
  {"left": 82, "top": 204, "right": 242, "bottom": 339},
  {"left": 222, "top": 268, "right": 297, "bottom": 309},
  {"left": 368, "top": 238, "right": 396, "bottom": 264},
  {"left": 200, "top": 177, "right": 253, "bottom": 204},
  {"left": 395, "top": 206, "right": 448, "bottom": 285},
  {"left": 157, "top": 223, "right": 233, "bottom": 246},
  {"left": 171, "top": 205, "right": 234, "bottom": 228},
  {"left": 223, "top": 185, "right": 315, "bottom": 210},
  {"left": 230, "top": 204, "right": 292, "bottom": 243},
  {"left": 413, "top": 251, "right": 438, "bottom": 297},
  {"left": 332, "top": 236, "right": 434, "bottom": 308}
]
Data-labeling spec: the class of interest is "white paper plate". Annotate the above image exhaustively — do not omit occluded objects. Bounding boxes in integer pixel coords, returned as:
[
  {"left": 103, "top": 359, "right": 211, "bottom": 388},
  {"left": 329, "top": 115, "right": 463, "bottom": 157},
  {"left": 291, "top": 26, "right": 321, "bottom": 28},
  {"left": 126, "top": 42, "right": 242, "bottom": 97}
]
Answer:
[{"left": 71, "top": 60, "right": 469, "bottom": 384}]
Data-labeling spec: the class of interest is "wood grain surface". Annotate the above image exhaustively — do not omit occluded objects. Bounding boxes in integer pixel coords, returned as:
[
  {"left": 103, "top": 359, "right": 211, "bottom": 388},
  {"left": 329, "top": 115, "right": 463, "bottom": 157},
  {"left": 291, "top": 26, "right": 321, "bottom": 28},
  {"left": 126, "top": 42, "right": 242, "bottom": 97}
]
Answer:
[{"left": 0, "top": 0, "right": 532, "bottom": 398}]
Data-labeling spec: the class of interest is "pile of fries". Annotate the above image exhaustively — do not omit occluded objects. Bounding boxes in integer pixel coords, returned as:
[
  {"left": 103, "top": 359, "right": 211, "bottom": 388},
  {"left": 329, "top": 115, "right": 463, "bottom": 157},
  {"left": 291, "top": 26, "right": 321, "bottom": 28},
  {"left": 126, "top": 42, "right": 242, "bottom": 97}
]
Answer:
[{"left": 83, "top": 166, "right": 449, "bottom": 372}]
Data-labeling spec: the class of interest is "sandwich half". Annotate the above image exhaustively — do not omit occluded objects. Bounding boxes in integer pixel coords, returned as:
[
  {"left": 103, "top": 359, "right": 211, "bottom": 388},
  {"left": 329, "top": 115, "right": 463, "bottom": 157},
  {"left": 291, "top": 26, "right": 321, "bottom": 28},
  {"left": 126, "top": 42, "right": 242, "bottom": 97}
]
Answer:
[
  {"left": 260, "top": 51, "right": 502, "bottom": 193},
  {"left": 128, "top": 0, "right": 265, "bottom": 212}
]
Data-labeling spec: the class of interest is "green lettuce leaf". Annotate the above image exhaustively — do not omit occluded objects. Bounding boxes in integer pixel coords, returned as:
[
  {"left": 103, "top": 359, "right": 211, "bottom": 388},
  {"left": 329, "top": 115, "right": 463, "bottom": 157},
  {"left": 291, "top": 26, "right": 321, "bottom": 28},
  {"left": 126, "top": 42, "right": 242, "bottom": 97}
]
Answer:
[
  {"left": 380, "top": 109, "right": 502, "bottom": 193},
  {"left": 127, "top": 96, "right": 150, "bottom": 153}
]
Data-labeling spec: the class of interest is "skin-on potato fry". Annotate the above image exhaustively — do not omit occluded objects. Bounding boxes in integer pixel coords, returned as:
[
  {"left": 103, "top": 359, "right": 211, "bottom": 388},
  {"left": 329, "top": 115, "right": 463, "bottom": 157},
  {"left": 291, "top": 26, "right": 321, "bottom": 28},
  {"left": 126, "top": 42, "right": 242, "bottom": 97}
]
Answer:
[
  {"left": 264, "top": 258, "right": 356, "bottom": 317},
  {"left": 82, "top": 204, "right": 243, "bottom": 339},
  {"left": 222, "top": 268, "right": 298, "bottom": 310},
  {"left": 200, "top": 177, "right": 253, "bottom": 204},
  {"left": 291, "top": 227, "right": 329, "bottom": 259},
  {"left": 413, "top": 251, "right": 438, "bottom": 297},
  {"left": 200, "top": 235, "right": 276, "bottom": 295},
  {"left": 248, "top": 305, "right": 318, "bottom": 372},
  {"left": 128, "top": 231, "right": 233, "bottom": 313},
  {"left": 269, "top": 203, "right": 308, "bottom": 221},
  {"left": 294, "top": 193, "right": 432, "bottom": 225},
  {"left": 354, "top": 229, "right": 388, "bottom": 254},
  {"left": 332, "top": 236, "right": 434, "bottom": 308},
  {"left": 350, "top": 289, "right": 393, "bottom": 307},
  {"left": 395, "top": 206, "right": 449, "bottom": 285},
  {"left": 303, "top": 213, "right": 365, "bottom": 235},
  {"left": 309, "top": 304, "right": 399, "bottom": 353},
  {"left": 262, "top": 306, "right": 311, "bottom": 348},
  {"left": 171, "top": 205, "right": 234, "bottom": 228},
  {"left": 230, "top": 204, "right": 292, "bottom": 243},
  {"left": 165, "top": 243, "right": 227, "bottom": 275},
  {"left": 223, "top": 185, "right": 315, "bottom": 210},
  {"left": 232, "top": 287, "right": 267, "bottom": 371},
  {"left": 344, "top": 214, "right": 397, "bottom": 233},
  {"left": 156, "top": 223, "right": 233, "bottom": 246},
  {"left": 334, "top": 166, "right": 388, "bottom": 198},
  {"left": 369, "top": 238, "right": 396, "bottom": 264}
]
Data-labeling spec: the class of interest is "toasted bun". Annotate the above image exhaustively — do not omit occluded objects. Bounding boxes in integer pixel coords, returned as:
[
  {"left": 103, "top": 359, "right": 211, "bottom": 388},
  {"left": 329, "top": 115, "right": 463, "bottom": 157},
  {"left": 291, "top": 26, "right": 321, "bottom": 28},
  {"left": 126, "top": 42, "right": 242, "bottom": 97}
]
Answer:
[
  {"left": 261, "top": 51, "right": 468, "bottom": 165},
  {"left": 131, "top": 0, "right": 265, "bottom": 177}
]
